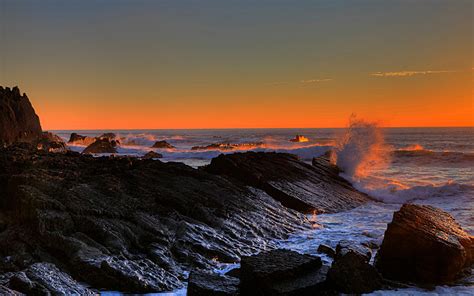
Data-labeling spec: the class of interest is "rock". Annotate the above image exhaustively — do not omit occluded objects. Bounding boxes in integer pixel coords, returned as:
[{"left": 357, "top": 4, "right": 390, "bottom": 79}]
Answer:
[
  {"left": 0, "top": 285, "right": 23, "bottom": 296},
  {"left": 225, "top": 268, "right": 240, "bottom": 278},
  {"left": 143, "top": 151, "right": 163, "bottom": 159},
  {"left": 191, "top": 142, "right": 264, "bottom": 151},
  {"left": 376, "top": 204, "right": 474, "bottom": 284},
  {"left": 0, "top": 86, "right": 42, "bottom": 146},
  {"left": 317, "top": 244, "right": 335, "bottom": 258},
  {"left": 9, "top": 263, "right": 94, "bottom": 295},
  {"left": 152, "top": 141, "right": 175, "bottom": 149},
  {"left": 98, "top": 133, "right": 120, "bottom": 145},
  {"left": 327, "top": 241, "right": 382, "bottom": 294},
  {"left": 187, "top": 270, "right": 239, "bottom": 296},
  {"left": 240, "top": 249, "right": 331, "bottom": 295},
  {"left": 205, "top": 152, "right": 370, "bottom": 214},
  {"left": 82, "top": 138, "right": 118, "bottom": 154},
  {"left": 0, "top": 145, "right": 310, "bottom": 293},
  {"left": 289, "top": 135, "right": 309, "bottom": 143},
  {"left": 68, "top": 133, "right": 96, "bottom": 146},
  {"left": 36, "top": 132, "right": 68, "bottom": 153}
]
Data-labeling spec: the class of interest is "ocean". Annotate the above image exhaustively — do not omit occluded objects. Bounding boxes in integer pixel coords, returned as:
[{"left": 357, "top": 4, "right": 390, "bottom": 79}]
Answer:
[{"left": 54, "top": 127, "right": 473, "bottom": 295}]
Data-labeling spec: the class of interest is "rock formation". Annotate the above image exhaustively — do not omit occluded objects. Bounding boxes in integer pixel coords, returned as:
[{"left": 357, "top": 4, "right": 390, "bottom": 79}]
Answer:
[
  {"left": 36, "top": 132, "right": 68, "bottom": 153},
  {"left": 143, "top": 151, "right": 163, "bottom": 159},
  {"left": 191, "top": 142, "right": 264, "bottom": 151},
  {"left": 68, "top": 133, "right": 96, "bottom": 146},
  {"left": 205, "top": 152, "right": 371, "bottom": 214},
  {"left": 376, "top": 204, "right": 474, "bottom": 284},
  {"left": 152, "top": 141, "right": 175, "bottom": 149},
  {"left": 82, "top": 138, "right": 118, "bottom": 154},
  {"left": 0, "top": 86, "right": 42, "bottom": 146}
]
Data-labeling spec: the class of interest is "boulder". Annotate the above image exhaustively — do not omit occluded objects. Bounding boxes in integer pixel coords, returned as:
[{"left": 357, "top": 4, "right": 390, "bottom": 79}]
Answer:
[
  {"left": 82, "top": 138, "right": 118, "bottom": 154},
  {"left": 376, "top": 204, "right": 474, "bottom": 284},
  {"left": 317, "top": 244, "right": 335, "bottom": 258},
  {"left": 98, "top": 133, "right": 120, "bottom": 145},
  {"left": 0, "top": 86, "right": 42, "bottom": 146},
  {"left": 36, "top": 132, "right": 68, "bottom": 153},
  {"left": 240, "top": 249, "right": 331, "bottom": 295},
  {"left": 327, "top": 241, "right": 382, "bottom": 294},
  {"left": 68, "top": 133, "right": 96, "bottom": 146},
  {"left": 152, "top": 141, "right": 175, "bottom": 149},
  {"left": 205, "top": 152, "right": 370, "bottom": 214},
  {"left": 187, "top": 270, "right": 239, "bottom": 296},
  {"left": 143, "top": 151, "right": 163, "bottom": 159}
]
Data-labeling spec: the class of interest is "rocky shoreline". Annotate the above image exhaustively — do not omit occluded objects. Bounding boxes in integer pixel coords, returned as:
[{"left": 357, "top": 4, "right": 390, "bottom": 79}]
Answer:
[{"left": 1, "top": 87, "right": 472, "bottom": 295}]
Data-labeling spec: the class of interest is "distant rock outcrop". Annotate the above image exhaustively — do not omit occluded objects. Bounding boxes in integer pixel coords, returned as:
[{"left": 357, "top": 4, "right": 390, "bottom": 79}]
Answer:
[
  {"left": 36, "top": 132, "right": 68, "bottom": 153},
  {"left": 68, "top": 133, "right": 96, "bottom": 146},
  {"left": 151, "top": 141, "right": 175, "bottom": 149},
  {"left": 0, "top": 86, "right": 42, "bottom": 146},
  {"left": 191, "top": 142, "right": 264, "bottom": 151},
  {"left": 376, "top": 204, "right": 474, "bottom": 284},
  {"left": 143, "top": 151, "right": 163, "bottom": 159},
  {"left": 82, "top": 138, "right": 118, "bottom": 154}
]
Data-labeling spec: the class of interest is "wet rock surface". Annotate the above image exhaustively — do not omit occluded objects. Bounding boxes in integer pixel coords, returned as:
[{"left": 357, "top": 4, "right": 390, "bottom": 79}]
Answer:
[
  {"left": 188, "top": 270, "right": 239, "bottom": 296},
  {"left": 376, "top": 204, "right": 474, "bottom": 284},
  {"left": 0, "top": 145, "right": 329, "bottom": 293},
  {"left": 0, "top": 87, "right": 42, "bottom": 146},
  {"left": 205, "top": 152, "right": 371, "bottom": 213},
  {"left": 152, "top": 140, "right": 175, "bottom": 149}
]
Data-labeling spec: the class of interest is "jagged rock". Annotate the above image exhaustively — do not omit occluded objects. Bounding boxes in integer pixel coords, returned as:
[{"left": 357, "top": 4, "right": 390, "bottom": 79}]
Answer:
[
  {"left": 327, "top": 241, "right": 382, "bottom": 294},
  {"left": 8, "top": 263, "right": 94, "bottom": 295},
  {"left": 36, "top": 132, "right": 68, "bottom": 153},
  {"left": 376, "top": 204, "right": 474, "bottom": 284},
  {"left": 98, "top": 133, "right": 120, "bottom": 145},
  {"left": 240, "top": 249, "right": 332, "bottom": 295},
  {"left": 0, "top": 145, "right": 311, "bottom": 293},
  {"left": 143, "top": 151, "right": 163, "bottom": 159},
  {"left": 152, "top": 141, "right": 175, "bottom": 149},
  {"left": 317, "top": 244, "right": 335, "bottom": 258},
  {"left": 82, "top": 138, "right": 118, "bottom": 154},
  {"left": 187, "top": 270, "right": 239, "bottom": 296},
  {"left": 68, "top": 133, "right": 96, "bottom": 146},
  {"left": 205, "top": 152, "right": 370, "bottom": 213},
  {"left": 0, "top": 86, "right": 42, "bottom": 146}
]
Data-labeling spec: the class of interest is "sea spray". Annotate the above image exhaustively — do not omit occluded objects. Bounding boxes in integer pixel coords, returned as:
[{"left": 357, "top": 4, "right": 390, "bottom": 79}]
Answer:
[{"left": 331, "top": 115, "right": 391, "bottom": 179}]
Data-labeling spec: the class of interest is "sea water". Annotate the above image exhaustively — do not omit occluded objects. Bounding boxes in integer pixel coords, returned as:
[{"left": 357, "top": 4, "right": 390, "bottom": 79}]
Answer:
[{"left": 53, "top": 127, "right": 473, "bottom": 295}]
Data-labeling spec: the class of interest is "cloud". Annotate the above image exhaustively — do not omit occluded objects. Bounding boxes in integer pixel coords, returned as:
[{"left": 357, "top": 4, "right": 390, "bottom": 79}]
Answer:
[
  {"left": 370, "top": 70, "right": 456, "bottom": 77},
  {"left": 300, "top": 78, "right": 333, "bottom": 83}
]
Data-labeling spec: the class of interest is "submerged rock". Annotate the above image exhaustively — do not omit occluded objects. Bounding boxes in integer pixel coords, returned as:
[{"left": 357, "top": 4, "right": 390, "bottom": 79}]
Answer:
[
  {"left": 0, "top": 86, "right": 42, "bottom": 146},
  {"left": 205, "top": 152, "right": 370, "bottom": 213},
  {"left": 36, "top": 132, "right": 68, "bottom": 153},
  {"left": 376, "top": 204, "right": 474, "bottom": 284},
  {"left": 327, "top": 241, "right": 382, "bottom": 294},
  {"left": 240, "top": 249, "right": 331, "bottom": 295},
  {"left": 143, "top": 151, "right": 163, "bottom": 159},
  {"left": 187, "top": 270, "right": 239, "bottom": 296},
  {"left": 152, "top": 141, "right": 175, "bottom": 149},
  {"left": 82, "top": 138, "right": 118, "bottom": 154}
]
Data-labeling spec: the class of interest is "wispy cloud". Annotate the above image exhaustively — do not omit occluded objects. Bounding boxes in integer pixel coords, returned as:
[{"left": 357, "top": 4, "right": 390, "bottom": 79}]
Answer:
[
  {"left": 370, "top": 70, "right": 456, "bottom": 77},
  {"left": 300, "top": 78, "right": 333, "bottom": 83}
]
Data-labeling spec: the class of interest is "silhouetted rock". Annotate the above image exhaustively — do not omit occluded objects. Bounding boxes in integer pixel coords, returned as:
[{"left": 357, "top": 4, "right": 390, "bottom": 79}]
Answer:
[
  {"left": 0, "top": 285, "right": 22, "bottom": 295},
  {"left": 376, "top": 204, "right": 474, "bottom": 284},
  {"left": 68, "top": 133, "right": 96, "bottom": 146},
  {"left": 143, "top": 151, "right": 163, "bottom": 159},
  {"left": 36, "top": 132, "right": 68, "bottom": 153},
  {"left": 240, "top": 249, "right": 331, "bottom": 295},
  {"left": 0, "top": 86, "right": 42, "bottom": 146},
  {"left": 205, "top": 152, "right": 370, "bottom": 214},
  {"left": 152, "top": 141, "right": 175, "bottom": 149},
  {"left": 327, "top": 241, "right": 382, "bottom": 294},
  {"left": 82, "top": 138, "right": 118, "bottom": 154},
  {"left": 317, "top": 244, "right": 335, "bottom": 258},
  {"left": 187, "top": 271, "right": 239, "bottom": 296}
]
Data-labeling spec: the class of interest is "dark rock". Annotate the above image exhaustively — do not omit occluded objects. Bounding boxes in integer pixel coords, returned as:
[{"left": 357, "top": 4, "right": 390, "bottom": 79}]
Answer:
[
  {"left": 9, "top": 263, "right": 94, "bottom": 295},
  {"left": 143, "top": 151, "right": 163, "bottom": 159},
  {"left": 187, "top": 270, "right": 239, "bottom": 296},
  {"left": 98, "top": 133, "right": 120, "bottom": 145},
  {"left": 0, "top": 285, "right": 23, "bottom": 295},
  {"left": 225, "top": 268, "right": 240, "bottom": 278},
  {"left": 68, "top": 133, "right": 96, "bottom": 146},
  {"left": 240, "top": 249, "right": 331, "bottom": 295},
  {"left": 0, "top": 86, "right": 42, "bottom": 146},
  {"left": 152, "top": 141, "right": 175, "bottom": 149},
  {"left": 36, "top": 132, "right": 68, "bottom": 153},
  {"left": 205, "top": 152, "right": 370, "bottom": 214},
  {"left": 191, "top": 142, "right": 263, "bottom": 151},
  {"left": 317, "top": 244, "right": 335, "bottom": 258},
  {"left": 376, "top": 204, "right": 474, "bottom": 284},
  {"left": 0, "top": 146, "right": 311, "bottom": 293},
  {"left": 82, "top": 138, "right": 118, "bottom": 154},
  {"left": 327, "top": 241, "right": 382, "bottom": 294}
]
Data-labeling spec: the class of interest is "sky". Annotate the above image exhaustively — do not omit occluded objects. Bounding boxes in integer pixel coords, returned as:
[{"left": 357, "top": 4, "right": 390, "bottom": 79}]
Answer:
[{"left": 1, "top": 0, "right": 472, "bottom": 130}]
